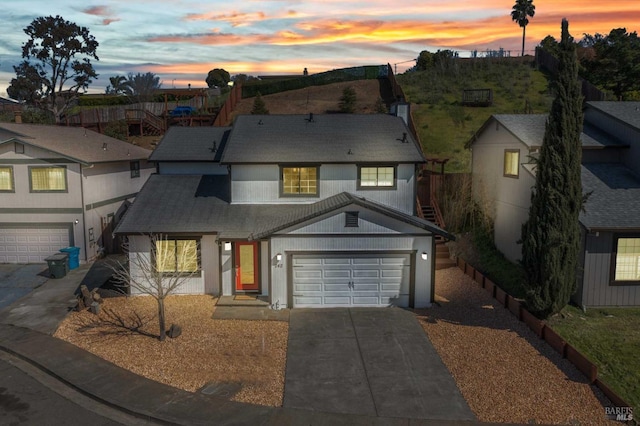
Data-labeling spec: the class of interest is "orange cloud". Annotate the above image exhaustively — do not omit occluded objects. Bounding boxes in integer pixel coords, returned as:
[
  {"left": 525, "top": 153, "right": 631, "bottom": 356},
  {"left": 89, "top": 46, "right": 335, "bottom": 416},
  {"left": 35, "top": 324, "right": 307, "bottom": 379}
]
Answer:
[
  {"left": 83, "top": 6, "right": 111, "bottom": 16},
  {"left": 183, "top": 11, "right": 267, "bottom": 27}
]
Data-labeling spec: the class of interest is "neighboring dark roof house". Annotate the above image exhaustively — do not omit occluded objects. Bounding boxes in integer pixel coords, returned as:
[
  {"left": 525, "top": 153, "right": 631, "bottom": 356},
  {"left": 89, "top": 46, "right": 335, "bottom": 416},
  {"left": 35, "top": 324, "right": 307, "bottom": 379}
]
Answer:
[{"left": 149, "top": 126, "right": 231, "bottom": 162}]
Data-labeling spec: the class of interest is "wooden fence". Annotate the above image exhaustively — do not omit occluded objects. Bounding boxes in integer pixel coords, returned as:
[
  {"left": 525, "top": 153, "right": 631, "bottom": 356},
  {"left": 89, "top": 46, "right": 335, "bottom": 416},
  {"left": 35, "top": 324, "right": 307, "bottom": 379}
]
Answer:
[
  {"left": 213, "top": 83, "right": 242, "bottom": 127},
  {"left": 455, "top": 257, "right": 631, "bottom": 409}
]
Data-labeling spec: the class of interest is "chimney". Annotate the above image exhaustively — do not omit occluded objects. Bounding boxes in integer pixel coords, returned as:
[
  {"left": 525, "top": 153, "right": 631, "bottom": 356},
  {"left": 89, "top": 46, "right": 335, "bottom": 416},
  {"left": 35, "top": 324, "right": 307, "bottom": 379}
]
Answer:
[
  {"left": 390, "top": 101, "right": 410, "bottom": 127},
  {"left": 14, "top": 111, "right": 22, "bottom": 124}
]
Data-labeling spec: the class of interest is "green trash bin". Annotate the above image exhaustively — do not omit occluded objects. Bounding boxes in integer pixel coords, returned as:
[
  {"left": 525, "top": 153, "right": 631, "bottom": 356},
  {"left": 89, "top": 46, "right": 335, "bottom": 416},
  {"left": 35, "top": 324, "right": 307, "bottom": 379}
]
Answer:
[{"left": 45, "top": 253, "right": 69, "bottom": 279}]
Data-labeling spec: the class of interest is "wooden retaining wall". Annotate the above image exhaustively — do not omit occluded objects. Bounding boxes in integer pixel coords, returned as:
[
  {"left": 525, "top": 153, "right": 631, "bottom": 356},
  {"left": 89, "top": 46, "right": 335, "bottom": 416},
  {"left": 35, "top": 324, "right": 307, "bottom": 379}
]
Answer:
[{"left": 454, "top": 258, "right": 630, "bottom": 408}]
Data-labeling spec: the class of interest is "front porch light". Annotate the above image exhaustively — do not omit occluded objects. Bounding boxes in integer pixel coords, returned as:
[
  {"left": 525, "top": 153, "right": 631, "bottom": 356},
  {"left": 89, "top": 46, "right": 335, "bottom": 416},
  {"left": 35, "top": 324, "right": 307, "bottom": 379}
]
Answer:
[
  {"left": 421, "top": 252, "right": 428, "bottom": 260},
  {"left": 276, "top": 253, "right": 282, "bottom": 262},
  {"left": 224, "top": 242, "right": 231, "bottom": 251}
]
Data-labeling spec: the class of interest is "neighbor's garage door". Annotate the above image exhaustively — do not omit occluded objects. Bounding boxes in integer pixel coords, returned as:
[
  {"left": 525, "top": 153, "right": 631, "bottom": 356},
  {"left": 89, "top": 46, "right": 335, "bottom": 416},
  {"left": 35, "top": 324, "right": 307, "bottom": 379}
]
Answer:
[
  {"left": 0, "top": 226, "right": 71, "bottom": 263},
  {"left": 292, "top": 253, "right": 410, "bottom": 308}
]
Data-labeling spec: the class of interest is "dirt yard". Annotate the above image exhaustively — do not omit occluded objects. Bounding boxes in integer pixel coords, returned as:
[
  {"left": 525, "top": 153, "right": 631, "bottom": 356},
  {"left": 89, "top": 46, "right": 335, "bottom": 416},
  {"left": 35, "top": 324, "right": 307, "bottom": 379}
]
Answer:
[
  {"left": 54, "top": 295, "right": 288, "bottom": 406},
  {"left": 231, "top": 80, "right": 388, "bottom": 118},
  {"left": 417, "top": 267, "right": 617, "bottom": 425}
]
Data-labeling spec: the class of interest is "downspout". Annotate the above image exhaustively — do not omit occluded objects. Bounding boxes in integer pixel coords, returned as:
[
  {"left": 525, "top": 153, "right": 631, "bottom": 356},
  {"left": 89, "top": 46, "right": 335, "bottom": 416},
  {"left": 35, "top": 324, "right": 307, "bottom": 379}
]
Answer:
[
  {"left": 430, "top": 233, "right": 436, "bottom": 305},
  {"left": 80, "top": 164, "right": 92, "bottom": 262}
]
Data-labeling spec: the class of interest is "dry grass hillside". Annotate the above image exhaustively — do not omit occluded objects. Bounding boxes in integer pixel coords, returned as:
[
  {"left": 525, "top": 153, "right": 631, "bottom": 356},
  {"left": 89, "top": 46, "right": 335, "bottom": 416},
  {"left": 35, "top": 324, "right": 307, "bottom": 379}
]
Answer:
[{"left": 231, "top": 80, "right": 390, "bottom": 118}]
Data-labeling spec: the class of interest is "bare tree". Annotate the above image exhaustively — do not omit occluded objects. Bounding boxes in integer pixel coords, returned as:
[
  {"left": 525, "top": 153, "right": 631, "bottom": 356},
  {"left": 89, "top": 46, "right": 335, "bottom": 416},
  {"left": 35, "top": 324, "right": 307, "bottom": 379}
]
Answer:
[{"left": 110, "top": 234, "right": 199, "bottom": 341}]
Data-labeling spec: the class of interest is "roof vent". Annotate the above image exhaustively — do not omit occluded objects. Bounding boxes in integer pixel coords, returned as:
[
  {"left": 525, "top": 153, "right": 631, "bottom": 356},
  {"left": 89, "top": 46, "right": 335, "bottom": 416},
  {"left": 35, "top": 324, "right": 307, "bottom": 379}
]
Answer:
[
  {"left": 307, "top": 112, "right": 314, "bottom": 122},
  {"left": 258, "top": 119, "right": 263, "bottom": 125},
  {"left": 347, "top": 149, "right": 353, "bottom": 155},
  {"left": 397, "top": 132, "right": 408, "bottom": 143},
  {"left": 102, "top": 143, "right": 108, "bottom": 151},
  {"left": 210, "top": 141, "right": 217, "bottom": 152},
  {"left": 345, "top": 211, "right": 359, "bottom": 227}
]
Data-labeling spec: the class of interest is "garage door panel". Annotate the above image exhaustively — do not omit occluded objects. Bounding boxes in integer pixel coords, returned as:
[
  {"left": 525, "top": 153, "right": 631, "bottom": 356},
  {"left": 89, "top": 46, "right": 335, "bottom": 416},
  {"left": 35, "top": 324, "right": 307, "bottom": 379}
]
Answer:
[
  {"left": 292, "top": 253, "right": 411, "bottom": 308},
  {"left": 0, "top": 226, "right": 71, "bottom": 264}
]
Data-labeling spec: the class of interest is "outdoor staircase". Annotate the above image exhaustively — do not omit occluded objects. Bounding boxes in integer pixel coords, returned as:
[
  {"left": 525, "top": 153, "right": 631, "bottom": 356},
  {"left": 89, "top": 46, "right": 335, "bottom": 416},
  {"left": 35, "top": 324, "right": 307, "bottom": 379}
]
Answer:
[{"left": 421, "top": 204, "right": 456, "bottom": 270}]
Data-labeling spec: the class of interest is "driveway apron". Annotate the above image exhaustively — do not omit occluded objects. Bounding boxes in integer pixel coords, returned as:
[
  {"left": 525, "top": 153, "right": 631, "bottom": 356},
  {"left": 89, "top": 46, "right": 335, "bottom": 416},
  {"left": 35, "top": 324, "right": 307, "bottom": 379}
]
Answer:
[{"left": 284, "top": 308, "right": 475, "bottom": 421}]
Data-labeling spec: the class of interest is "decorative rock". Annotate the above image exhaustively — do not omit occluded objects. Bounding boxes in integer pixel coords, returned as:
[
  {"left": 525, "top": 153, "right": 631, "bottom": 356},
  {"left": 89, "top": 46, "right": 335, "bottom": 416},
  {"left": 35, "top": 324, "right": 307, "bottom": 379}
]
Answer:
[
  {"left": 167, "top": 324, "right": 182, "bottom": 338},
  {"left": 89, "top": 301, "right": 101, "bottom": 315}
]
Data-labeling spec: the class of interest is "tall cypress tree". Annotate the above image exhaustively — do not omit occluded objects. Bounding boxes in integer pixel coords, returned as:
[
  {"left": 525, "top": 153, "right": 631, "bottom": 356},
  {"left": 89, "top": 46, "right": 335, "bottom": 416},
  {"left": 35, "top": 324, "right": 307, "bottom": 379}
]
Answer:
[{"left": 520, "top": 19, "right": 583, "bottom": 318}]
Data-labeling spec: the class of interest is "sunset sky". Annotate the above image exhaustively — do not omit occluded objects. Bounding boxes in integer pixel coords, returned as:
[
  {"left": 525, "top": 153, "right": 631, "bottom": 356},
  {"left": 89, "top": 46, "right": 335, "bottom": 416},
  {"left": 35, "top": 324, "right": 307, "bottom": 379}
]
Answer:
[{"left": 1, "top": 0, "right": 639, "bottom": 96}]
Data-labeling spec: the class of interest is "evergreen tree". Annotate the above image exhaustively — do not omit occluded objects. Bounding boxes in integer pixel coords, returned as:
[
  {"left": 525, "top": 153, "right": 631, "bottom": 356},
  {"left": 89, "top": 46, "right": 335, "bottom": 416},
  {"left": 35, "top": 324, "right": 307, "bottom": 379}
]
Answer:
[
  {"left": 250, "top": 92, "right": 269, "bottom": 115},
  {"left": 339, "top": 86, "right": 356, "bottom": 113},
  {"left": 520, "top": 19, "right": 583, "bottom": 319}
]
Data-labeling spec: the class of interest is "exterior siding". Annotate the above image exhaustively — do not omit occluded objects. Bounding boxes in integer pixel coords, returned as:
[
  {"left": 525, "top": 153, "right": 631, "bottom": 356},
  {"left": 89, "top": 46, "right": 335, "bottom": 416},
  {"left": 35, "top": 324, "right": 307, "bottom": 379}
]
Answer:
[
  {"left": 270, "top": 235, "right": 432, "bottom": 309},
  {"left": 230, "top": 163, "right": 416, "bottom": 214},
  {"left": 471, "top": 121, "right": 535, "bottom": 261},
  {"left": 220, "top": 241, "right": 233, "bottom": 295},
  {"left": 581, "top": 232, "right": 640, "bottom": 307},
  {"left": 158, "top": 162, "right": 228, "bottom": 175},
  {"left": 83, "top": 161, "right": 153, "bottom": 207}
]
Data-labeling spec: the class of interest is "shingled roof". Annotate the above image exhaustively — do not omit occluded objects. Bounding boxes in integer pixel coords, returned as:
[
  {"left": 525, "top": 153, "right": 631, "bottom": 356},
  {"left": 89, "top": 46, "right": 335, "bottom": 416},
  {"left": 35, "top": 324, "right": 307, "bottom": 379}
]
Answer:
[
  {"left": 470, "top": 114, "right": 628, "bottom": 149},
  {"left": 115, "top": 174, "right": 450, "bottom": 240},
  {"left": 220, "top": 114, "right": 426, "bottom": 164},
  {"left": 580, "top": 163, "right": 640, "bottom": 231},
  {"left": 0, "top": 123, "right": 151, "bottom": 165},
  {"left": 149, "top": 126, "right": 231, "bottom": 162},
  {"left": 586, "top": 101, "right": 640, "bottom": 131}
]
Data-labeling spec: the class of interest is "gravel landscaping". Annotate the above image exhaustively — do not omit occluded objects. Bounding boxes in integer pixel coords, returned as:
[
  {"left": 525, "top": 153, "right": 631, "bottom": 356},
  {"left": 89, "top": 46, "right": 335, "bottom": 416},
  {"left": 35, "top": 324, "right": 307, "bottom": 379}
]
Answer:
[
  {"left": 416, "top": 267, "right": 617, "bottom": 425},
  {"left": 54, "top": 295, "right": 288, "bottom": 406}
]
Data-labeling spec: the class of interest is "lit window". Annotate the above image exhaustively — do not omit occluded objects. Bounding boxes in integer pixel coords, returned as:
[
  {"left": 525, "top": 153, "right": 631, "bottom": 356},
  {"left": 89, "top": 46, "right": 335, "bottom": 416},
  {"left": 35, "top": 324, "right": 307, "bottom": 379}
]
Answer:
[
  {"left": 359, "top": 166, "right": 395, "bottom": 188},
  {"left": 30, "top": 166, "right": 67, "bottom": 192},
  {"left": 155, "top": 239, "right": 199, "bottom": 273},
  {"left": 0, "top": 166, "right": 14, "bottom": 191},
  {"left": 282, "top": 166, "right": 318, "bottom": 195},
  {"left": 504, "top": 150, "right": 520, "bottom": 177},
  {"left": 613, "top": 237, "right": 640, "bottom": 282}
]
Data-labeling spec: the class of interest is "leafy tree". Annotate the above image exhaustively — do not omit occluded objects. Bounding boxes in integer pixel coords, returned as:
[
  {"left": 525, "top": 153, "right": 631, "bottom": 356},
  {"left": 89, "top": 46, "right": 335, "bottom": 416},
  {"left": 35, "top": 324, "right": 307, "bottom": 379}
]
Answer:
[
  {"left": 8, "top": 15, "right": 98, "bottom": 123},
  {"left": 520, "top": 19, "right": 583, "bottom": 319},
  {"left": 250, "top": 92, "right": 269, "bottom": 115},
  {"left": 205, "top": 68, "right": 230, "bottom": 89},
  {"left": 538, "top": 35, "right": 560, "bottom": 57},
  {"left": 124, "top": 72, "right": 161, "bottom": 102},
  {"left": 511, "top": 0, "right": 535, "bottom": 56},
  {"left": 580, "top": 28, "right": 640, "bottom": 100},
  {"left": 231, "top": 73, "right": 257, "bottom": 85},
  {"left": 416, "top": 49, "right": 457, "bottom": 72},
  {"left": 106, "top": 75, "right": 128, "bottom": 95},
  {"left": 375, "top": 97, "right": 387, "bottom": 113},
  {"left": 339, "top": 86, "right": 357, "bottom": 113}
]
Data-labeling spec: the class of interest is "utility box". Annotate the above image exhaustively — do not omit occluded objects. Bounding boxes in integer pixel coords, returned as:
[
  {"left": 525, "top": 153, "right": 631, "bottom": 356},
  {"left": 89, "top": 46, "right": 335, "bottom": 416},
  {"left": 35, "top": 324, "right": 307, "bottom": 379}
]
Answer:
[
  {"left": 45, "top": 253, "right": 69, "bottom": 279},
  {"left": 59, "top": 247, "right": 80, "bottom": 270}
]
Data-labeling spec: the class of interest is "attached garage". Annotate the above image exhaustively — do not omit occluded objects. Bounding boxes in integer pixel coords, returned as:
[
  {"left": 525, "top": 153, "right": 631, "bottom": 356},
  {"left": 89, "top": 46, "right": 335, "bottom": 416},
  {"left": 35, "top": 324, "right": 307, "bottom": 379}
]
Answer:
[
  {"left": 291, "top": 253, "right": 412, "bottom": 308},
  {"left": 0, "top": 225, "right": 72, "bottom": 263}
]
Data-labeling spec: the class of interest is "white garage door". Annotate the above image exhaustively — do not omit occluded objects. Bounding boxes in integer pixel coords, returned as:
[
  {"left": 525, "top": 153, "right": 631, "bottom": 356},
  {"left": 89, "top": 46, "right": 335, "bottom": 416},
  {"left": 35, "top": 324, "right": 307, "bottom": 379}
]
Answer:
[
  {"left": 292, "top": 253, "right": 411, "bottom": 308},
  {"left": 0, "top": 226, "right": 71, "bottom": 263}
]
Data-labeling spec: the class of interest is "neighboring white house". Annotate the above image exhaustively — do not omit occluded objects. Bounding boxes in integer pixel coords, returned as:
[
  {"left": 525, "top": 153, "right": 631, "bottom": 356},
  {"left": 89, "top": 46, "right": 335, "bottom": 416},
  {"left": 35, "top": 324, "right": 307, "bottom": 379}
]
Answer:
[
  {"left": 0, "top": 123, "right": 153, "bottom": 263},
  {"left": 470, "top": 102, "right": 640, "bottom": 308},
  {"left": 116, "top": 114, "right": 452, "bottom": 309}
]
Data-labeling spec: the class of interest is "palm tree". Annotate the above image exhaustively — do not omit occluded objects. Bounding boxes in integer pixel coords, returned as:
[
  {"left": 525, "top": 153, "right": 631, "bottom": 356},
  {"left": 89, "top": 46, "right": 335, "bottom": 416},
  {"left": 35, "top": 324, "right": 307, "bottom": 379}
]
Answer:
[
  {"left": 106, "top": 75, "right": 128, "bottom": 95},
  {"left": 511, "top": 0, "right": 535, "bottom": 56},
  {"left": 125, "top": 72, "right": 162, "bottom": 102}
]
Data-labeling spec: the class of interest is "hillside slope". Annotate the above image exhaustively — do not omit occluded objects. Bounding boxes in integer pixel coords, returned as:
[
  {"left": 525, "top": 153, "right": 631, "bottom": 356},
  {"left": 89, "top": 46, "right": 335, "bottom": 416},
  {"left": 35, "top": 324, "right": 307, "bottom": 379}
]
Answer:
[{"left": 397, "top": 58, "right": 554, "bottom": 172}]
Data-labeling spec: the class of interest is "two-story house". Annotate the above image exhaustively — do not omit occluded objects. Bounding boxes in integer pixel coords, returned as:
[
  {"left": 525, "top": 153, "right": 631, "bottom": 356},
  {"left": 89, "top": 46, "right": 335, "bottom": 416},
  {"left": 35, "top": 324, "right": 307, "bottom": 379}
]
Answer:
[
  {"left": 115, "top": 114, "right": 452, "bottom": 308},
  {"left": 470, "top": 101, "right": 640, "bottom": 308},
  {"left": 0, "top": 123, "right": 153, "bottom": 263}
]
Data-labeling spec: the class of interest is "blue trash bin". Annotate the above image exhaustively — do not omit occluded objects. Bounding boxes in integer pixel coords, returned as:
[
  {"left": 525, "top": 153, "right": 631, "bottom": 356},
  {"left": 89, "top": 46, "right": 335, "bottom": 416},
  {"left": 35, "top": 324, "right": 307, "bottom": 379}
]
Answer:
[{"left": 59, "top": 246, "right": 80, "bottom": 270}]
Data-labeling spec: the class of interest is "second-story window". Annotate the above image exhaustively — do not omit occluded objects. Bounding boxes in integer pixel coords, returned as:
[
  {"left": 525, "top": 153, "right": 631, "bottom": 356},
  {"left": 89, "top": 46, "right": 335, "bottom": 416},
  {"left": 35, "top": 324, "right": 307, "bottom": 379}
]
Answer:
[
  {"left": 0, "top": 166, "right": 14, "bottom": 192},
  {"left": 281, "top": 166, "right": 318, "bottom": 196},
  {"left": 358, "top": 166, "right": 396, "bottom": 189},
  {"left": 29, "top": 166, "right": 67, "bottom": 192},
  {"left": 504, "top": 149, "right": 520, "bottom": 178}
]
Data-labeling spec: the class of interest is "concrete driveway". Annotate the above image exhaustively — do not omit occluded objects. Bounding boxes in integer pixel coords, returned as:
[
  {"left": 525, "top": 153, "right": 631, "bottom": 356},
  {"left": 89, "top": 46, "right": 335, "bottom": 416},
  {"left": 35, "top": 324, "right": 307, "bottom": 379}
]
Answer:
[
  {"left": 284, "top": 308, "right": 475, "bottom": 421},
  {"left": 0, "top": 264, "right": 49, "bottom": 311}
]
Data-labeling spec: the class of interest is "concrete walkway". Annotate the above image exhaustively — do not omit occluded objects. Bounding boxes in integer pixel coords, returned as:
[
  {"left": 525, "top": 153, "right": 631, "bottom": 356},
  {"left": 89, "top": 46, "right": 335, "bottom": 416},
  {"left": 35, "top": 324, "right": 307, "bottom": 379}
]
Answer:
[{"left": 284, "top": 308, "right": 475, "bottom": 421}]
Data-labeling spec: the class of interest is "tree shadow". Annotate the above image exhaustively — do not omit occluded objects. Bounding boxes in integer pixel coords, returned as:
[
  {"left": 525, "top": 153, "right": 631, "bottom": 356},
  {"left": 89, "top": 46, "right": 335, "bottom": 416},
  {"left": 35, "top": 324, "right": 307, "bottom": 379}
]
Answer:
[{"left": 70, "top": 306, "right": 158, "bottom": 340}]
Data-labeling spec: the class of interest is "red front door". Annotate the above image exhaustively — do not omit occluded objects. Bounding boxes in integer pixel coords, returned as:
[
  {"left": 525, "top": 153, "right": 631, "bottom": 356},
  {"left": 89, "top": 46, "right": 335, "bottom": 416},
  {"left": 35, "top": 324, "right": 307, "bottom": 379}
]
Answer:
[{"left": 235, "top": 242, "right": 259, "bottom": 291}]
